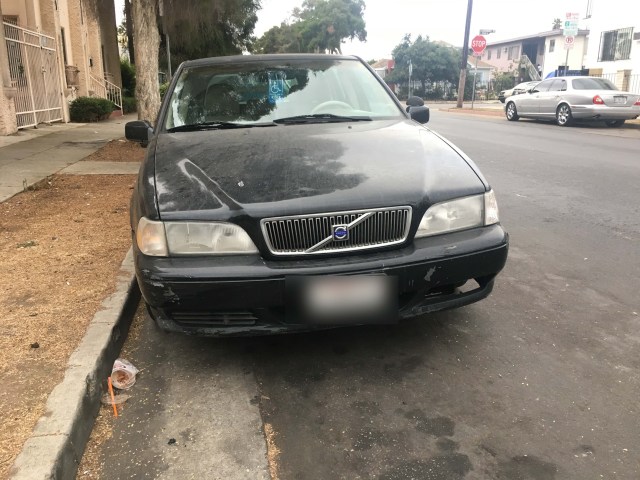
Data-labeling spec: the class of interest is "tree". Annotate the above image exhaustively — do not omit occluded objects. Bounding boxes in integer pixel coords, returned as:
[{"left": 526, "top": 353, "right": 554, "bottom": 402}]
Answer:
[
  {"left": 125, "top": 0, "right": 135, "bottom": 63},
  {"left": 255, "top": 22, "right": 304, "bottom": 53},
  {"left": 132, "top": 0, "right": 161, "bottom": 122},
  {"left": 552, "top": 18, "right": 562, "bottom": 30},
  {"left": 388, "top": 35, "right": 459, "bottom": 97},
  {"left": 255, "top": 0, "right": 366, "bottom": 54},
  {"left": 161, "top": 0, "right": 260, "bottom": 66}
]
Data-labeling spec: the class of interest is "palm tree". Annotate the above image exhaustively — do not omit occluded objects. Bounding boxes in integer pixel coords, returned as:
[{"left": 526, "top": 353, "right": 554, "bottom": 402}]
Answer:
[{"left": 552, "top": 18, "right": 562, "bottom": 30}]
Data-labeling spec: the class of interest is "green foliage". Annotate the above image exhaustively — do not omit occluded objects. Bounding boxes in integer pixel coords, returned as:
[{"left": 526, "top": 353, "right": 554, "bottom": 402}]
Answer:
[
  {"left": 120, "top": 58, "right": 136, "bottom": 97},
  {"left": 388, "top": 34, "right": 459, "bottom": 94},
  {"left": 122, "top": 96, "right": 137, "bottom": 114},
  {"left": 161, "top": 0, "right": 260, "bottom": 66},
  {"left": 255, "top": 22, "right": 303, "bottom": 53},
  {"left": 493, "top": 71, "right": 516, "bottom": 92},
  {"left": 159, "top": 82, "right": 169, "bottom": 99},
  {"left": 69, "top": 97, "right": 115, "bottom": 122},
  {"left": 552, "top": 18, "right": 562, "bottom": 30},
  {"left": 255, "top": 0, "right": 366, "bottom": 54}
]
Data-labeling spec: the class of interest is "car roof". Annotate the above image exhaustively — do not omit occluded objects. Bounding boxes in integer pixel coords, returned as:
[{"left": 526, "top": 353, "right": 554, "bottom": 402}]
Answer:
[{"left": 181, "top": 54, "right": 362, "bottom": 68}]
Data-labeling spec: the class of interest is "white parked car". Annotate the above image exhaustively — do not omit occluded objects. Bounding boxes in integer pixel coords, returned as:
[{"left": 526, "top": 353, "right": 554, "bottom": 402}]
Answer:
[{"left": 498, "top": 81, "right": 540, "bottom": 103}]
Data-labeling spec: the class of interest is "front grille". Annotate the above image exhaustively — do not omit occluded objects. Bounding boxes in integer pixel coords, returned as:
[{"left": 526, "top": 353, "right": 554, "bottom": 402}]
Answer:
[
  {"left": 172, "top": 312, "right": 257, "bottom": 328},
  {"left": 261, "top": 206, "right": 412, "bottom": 256}
]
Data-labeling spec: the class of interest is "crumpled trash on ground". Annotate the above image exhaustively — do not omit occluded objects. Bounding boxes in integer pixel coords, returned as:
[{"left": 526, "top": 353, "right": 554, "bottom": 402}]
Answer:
[{"left": 110, "top": 358, "right": 139, "bottom": 390}]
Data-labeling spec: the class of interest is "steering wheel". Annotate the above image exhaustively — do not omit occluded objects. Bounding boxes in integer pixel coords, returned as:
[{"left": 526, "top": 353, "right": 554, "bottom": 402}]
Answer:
[{"left": 311, "top": 100, "right": 353, "bottom": 114}]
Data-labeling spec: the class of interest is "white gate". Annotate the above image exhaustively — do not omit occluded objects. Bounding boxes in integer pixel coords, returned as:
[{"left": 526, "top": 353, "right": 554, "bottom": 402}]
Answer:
[{"left": 3, "top": 22, "right": 64, "bottom": 129}]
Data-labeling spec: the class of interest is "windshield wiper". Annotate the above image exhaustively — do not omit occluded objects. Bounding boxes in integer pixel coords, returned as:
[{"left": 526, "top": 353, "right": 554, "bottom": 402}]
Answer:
[
  {"left": 167, "top": 121, "right": 275, "bottom": 133},
  {"left": 273, "top": 114, "right": 372, "bottom": 124}
]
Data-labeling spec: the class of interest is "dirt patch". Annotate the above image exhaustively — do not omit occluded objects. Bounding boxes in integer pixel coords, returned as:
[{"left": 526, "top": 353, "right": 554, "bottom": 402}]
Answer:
[
  {"left": 0, "top": 173, "right": 135, "bottom": 478},
  {"left": 81, "top": 138, "right": 145, "bottom": 162}
]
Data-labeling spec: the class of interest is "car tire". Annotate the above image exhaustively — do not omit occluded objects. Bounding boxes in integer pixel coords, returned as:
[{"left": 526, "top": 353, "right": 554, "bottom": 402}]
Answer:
[
  {"left": 506, "top": 102, "right": 519, "bottom": 121},
  {"left": 605, "top": 120, "right": 625, "bottom": 127},
  {"left": 556, "top": 104, "right": 573, "bottom": 127}
]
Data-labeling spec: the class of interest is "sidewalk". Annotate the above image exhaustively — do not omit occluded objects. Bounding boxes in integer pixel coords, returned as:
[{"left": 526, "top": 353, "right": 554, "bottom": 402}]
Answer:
[
  {"left": 1, "top": 115, "right": 141, "bottom": 480},
  {"left": 0, "top": 114, "right": 137, "bottom": 202}
]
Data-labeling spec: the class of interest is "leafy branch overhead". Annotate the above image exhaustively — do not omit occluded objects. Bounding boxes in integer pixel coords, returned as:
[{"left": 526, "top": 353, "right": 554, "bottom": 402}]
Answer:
[{"left": 255, "top": 0, "right": 367, "bottom": 54}]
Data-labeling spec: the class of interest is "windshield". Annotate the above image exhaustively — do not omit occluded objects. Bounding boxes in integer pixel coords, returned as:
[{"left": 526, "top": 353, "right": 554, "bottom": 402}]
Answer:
[
  {"left": 164, "top": 58, "right": 403, "bottom": 130},
  {"left": 572, "top": 78, "right": 618, "bottom": 90}
]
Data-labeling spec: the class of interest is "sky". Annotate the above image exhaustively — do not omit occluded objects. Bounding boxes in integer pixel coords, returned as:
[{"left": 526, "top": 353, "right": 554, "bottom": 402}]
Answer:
[{"left": 115, "top": 0, "right": 589, "bottom": 59}]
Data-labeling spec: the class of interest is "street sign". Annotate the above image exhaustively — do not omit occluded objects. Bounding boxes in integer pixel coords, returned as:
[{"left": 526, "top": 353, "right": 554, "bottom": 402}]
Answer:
[
  {"left": 563, "top": 12, "right": 579, "bottom": 36},
  {"left": 564, "top": 35, "right": 575, "bottom": 49},
  {"left": 471, "top": 35, "right": 487, "bottom": 55}
]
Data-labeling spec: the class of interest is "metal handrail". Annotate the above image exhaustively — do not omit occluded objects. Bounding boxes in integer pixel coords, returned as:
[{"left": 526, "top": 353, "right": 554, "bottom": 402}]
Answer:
[
  {"left": 520, "top": 54, "right": 541, "bottom": 81},
  {"left": 89, "top": 72, "right": 123, "bottom": 112}
]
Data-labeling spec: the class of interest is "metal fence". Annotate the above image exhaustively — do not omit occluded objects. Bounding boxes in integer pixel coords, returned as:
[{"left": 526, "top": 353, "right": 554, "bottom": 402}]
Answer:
[
  {"left": 577, "top": 72, "right": 640, "bottom": 94},
  {"left": 3, "top": 22, "right": 64, "bottom": 129}
]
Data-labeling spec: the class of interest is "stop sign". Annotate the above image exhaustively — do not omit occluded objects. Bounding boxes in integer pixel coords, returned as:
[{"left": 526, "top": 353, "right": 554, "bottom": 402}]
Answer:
[{"left": 471, "top": 35, "right": 487, "bottom": 55}]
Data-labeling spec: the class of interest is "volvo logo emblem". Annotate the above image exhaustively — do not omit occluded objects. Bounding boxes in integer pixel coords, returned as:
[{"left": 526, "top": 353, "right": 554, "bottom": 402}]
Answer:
[{"left": 332, "top": 225, "right": 349, "bottom": 241}]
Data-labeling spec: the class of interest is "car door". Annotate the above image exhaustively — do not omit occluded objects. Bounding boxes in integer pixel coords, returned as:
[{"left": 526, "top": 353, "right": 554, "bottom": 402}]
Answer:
[
  {"left": 518, "top": 79, "right": 552, "bottom": 116},
  {"left": 537, "top": 79, "right": 566, "bottom": 117}
]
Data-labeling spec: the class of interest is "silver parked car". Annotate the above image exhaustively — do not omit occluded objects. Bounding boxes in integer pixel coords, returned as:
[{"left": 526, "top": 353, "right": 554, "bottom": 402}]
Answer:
[{"left": 505, "top": 76, "right": 640, "bottom": 127}]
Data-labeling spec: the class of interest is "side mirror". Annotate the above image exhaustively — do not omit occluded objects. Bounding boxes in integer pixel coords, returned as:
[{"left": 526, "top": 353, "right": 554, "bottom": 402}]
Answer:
[
  {"left": 409, "top": 105, "right": 430, "bottom": 124},
  {"left": 405, "top": 95, "right": 425, "bottom": 112},
  {"left": 125, "top": 120, "right": 153, "bottom": 147}
]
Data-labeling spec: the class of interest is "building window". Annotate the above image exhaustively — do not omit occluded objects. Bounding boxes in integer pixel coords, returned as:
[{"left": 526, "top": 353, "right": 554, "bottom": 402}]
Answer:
[
  {"left": 549, "top": 39, "right": 555, "bottom": 53},
  {"left": 496, "top": 48, "right": 501, "bottom": 59},
  {"left": 487, "top": 49, "right": 492, "bottom": 60},
  {"left": 599, "top": 27, "right": 634, "bottom": 61},
  {"left": 60, "top": 28, "right": 68, "bottom": 65},
  {"left": 507, "top": 46, "right": 519, "bottom": 60}
]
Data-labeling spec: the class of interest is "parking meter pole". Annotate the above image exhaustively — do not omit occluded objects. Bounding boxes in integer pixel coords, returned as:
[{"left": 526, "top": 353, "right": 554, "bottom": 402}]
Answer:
[
  {"left": 472, "top": 55, "right": 478, "bottom": 109},
  {"left": 564, "top": 48, "right": 569, "bottom": 76}
]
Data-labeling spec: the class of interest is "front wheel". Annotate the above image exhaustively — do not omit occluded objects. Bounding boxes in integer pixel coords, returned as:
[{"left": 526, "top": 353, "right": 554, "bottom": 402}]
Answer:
[
  {"left": 506, "top": 102, "right": 519, "bottom": 121},
  {"left": 605, "top": 120, "right": 625, "bottom": 127},
  {"left": 556, "top": 104, "right": 573, "bottom": 126}
]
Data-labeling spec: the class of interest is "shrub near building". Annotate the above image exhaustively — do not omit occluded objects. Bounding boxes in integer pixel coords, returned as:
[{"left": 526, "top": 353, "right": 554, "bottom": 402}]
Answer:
[{"left": 69, "top": 97, "right": 116, "bottom": 122}]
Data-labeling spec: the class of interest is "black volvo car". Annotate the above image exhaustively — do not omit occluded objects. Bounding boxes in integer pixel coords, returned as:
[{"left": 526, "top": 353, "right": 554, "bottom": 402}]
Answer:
[{"left": 126, "top": 54, "right": 508, "bottom": 336}]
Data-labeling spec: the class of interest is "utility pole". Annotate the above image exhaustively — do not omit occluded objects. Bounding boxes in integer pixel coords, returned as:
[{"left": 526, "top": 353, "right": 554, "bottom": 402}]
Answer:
[{"left": 456, "top": 0, "right": 474, "bottom": 108}]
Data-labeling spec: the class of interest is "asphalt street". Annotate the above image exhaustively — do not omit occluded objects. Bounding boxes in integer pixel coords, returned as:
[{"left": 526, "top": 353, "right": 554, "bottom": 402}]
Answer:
[{"left": 91, "top": 112, "right": 640, "bottom": 480}]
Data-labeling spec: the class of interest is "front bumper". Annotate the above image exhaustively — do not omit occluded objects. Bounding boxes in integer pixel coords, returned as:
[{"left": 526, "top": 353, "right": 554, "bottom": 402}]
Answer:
[
  {"left": 570, "top": 104, "right": 640, "bottom": 120},
  {"left": 135, "top": 225, "right": 509, "bottom": 336}
]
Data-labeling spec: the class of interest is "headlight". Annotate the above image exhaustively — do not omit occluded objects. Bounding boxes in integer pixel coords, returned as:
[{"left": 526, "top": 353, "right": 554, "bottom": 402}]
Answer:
[
  {"left": 165, "top": 222, "right": 258, "bottom": 255},
  {"left": 415, "top": 190, "right": 499, "bottom": 238},
  {"left": 136, "top": 217, "right": 168, "bottom": 256},
  {"left": 136, "top": 218, "right": 258, "bottom": 256}
]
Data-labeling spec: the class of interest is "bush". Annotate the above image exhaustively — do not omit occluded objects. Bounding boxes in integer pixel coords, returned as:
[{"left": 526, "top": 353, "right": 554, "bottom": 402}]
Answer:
[
  {"left": 160, "top": 82, "right": 169, "bottom": 99},
  {"left": 122, "top": 96, "right": 137, "bottom": 114},
  {"left": 69, "top": 97, "right": 115, "bottom": 122},
  {"left": 120, "top": 58, "right": 136, "bottom": 97}
]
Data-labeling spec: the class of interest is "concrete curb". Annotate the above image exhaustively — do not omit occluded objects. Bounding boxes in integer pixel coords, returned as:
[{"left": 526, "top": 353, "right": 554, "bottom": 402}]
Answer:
[{"left": 9, "top": 249, "right": 140, "bottom": 480}]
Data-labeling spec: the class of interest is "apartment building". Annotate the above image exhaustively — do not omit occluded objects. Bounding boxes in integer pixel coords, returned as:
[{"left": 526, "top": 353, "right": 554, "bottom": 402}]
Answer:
[{"left": 0, "top": 0, "right": 121, "bottom": 135}]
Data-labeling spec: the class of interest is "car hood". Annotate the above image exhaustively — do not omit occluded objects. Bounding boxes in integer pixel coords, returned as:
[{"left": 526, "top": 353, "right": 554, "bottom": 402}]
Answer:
[{"left": 153, "top": 119, "right": 486, "bottom": 221}]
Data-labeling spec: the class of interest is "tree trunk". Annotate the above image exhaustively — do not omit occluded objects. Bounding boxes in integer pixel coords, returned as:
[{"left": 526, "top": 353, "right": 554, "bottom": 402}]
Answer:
[
  {"left": 132, "top": 0, "right": 161, "bottom": 123},
  {"left": 124, "top": 0, "right": 135, "bottom": 64}
]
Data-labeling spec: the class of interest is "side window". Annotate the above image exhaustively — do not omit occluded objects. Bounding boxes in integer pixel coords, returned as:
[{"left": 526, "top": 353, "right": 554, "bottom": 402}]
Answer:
[
  {"left": 534, "top": 80, "right": 553, "bottom": 92},
  {"left": 548, "top": 80, "right": 562, "bottom": 92},
  {"left": 552, "top": 79, "right": 567, "bottom": 91}
]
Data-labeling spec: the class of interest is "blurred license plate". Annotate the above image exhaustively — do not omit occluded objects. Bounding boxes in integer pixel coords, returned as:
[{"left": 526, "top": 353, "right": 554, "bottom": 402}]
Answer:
[
  {"left": 614, "top": 96, "right": 626, "bottom": 104},
  {"left": 288, "top": 275, "right": 397, "bottom": 324}
]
